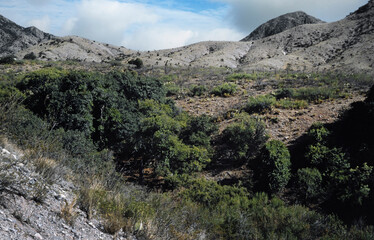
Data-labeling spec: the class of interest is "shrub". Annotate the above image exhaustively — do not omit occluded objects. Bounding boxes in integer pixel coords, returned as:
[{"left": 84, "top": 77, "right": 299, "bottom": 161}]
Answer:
[
  {"left": 181, "top": 114, "right": 218, "bottom": 148},
  {"left": 128, "top": 58, "right": 143, "bottom": 69},
  {"left": 164, "top": 82, "right": 181, "bottom": 96},
  {"left": 220, "top": 113, "right": 268, "bottom": 163},
  {"left": 180, "top": 178, "right": 250, "bottom": 209},
  {"left": 297, "top": 168, "right": 322, "bottom": 200},
  {"left": 244, "top": 95, "right": 276, "bottom": 114},
  {"left": 293, "top": 87, "right": 345, "bottom": 102},
  {"left": 307, "top": 122, "right": 330, "bottom": 144},
  {"left": 256, "top": 140, "right": 291, "bottom": 193},
  {"left": 23, "top": 52, "right": 37, "bottom": 60},
  {"left": 0, "top": 55, "right": 16, "bottom": 64},
  {"left": 226, "top": 73, "right": 253, "bottom": 82},
  {"left": 210, "top": 83, "right": 237, "bottom": 97},
  {"left": 189, "top": 85, "right": 207, "bottom": 97},
  {"left": 275, "top": 88, "right": 295, "bottom": 100}
]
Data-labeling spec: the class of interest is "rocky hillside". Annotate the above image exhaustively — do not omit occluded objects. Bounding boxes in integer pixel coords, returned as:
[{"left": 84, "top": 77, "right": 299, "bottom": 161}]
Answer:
[
  {"left": 241, "top": 11, "right": 323, "bottom": 41},
  {"left": 0, "top": 139, "right": 133, "bottom": 239},
  {"left": 1, "top": 1, "right": 374, "bottom": 74},
  {"left": 0, "top": 15, "right": 54, "bottom": 57}
]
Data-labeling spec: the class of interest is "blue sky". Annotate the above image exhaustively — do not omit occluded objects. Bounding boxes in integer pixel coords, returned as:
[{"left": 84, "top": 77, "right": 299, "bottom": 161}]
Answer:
[{"left": 0, "top": 0, "right": 368, "bottom": 50}]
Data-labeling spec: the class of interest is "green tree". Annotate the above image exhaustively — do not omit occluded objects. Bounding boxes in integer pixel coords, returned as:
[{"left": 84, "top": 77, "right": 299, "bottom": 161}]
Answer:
[
  {"left": 220, "top": 113, "right": 268, "bottom": 164},
  {"left": 297, "top": 168, "right": 322, "bottom": 200},
  {"left": 256, "top": 140, "right": 291, "bottom": 193}
]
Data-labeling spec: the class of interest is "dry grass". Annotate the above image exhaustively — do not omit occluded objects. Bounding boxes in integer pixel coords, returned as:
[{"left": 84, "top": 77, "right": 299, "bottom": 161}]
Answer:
[{"left": 60, "top": 197, "right": 77, "bottom": 226}]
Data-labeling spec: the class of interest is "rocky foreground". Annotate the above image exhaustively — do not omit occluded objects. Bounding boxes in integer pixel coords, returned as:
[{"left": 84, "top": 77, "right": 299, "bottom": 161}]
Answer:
[{"left": 0, "top": 140, "right": 134, "bottom": 240}]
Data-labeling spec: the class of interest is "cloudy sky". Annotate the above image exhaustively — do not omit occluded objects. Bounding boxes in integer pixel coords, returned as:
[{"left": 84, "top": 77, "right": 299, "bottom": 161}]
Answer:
[{"left": 0, "top": 0, "right": 367, "bottom": 50}]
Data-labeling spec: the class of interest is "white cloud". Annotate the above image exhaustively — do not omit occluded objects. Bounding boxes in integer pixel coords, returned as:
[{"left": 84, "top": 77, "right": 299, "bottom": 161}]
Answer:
[
  {"left": 63, "top": 0, "right": 245, "bottom": 50},
  {"left": 66, "top": 0, "right": 159, "bottom": 46},
  {"left": 28, "top": 15, "right": 51, "bottom": 32},
  {"left": 216, "top": 0, "right": 368, "bottom": 32}
]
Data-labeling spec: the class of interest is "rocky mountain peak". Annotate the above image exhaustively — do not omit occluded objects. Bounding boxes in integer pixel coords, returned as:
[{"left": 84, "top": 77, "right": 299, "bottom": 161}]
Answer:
[
  {"left": 0, "top": 14, "right": 54, "bottom": 57},
  {"left": 348, "top": 0, "right": 374, "bottom": 20},
  {"left": 241, "top": 11, "right": 324, "bottom": 42}
]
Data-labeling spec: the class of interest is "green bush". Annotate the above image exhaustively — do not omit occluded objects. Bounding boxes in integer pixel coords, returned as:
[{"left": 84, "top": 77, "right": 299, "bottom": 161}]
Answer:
[
  {"left": 128, "top": 58, "right": 143, "bottom": 69},
  {"left": 189, "top": 85, "right": 207, "bottom": 97},
  {"left": 181, "top": 114, "right": 218, "bottom": 148},
  {"left": 220, "top": 113, "right": 268, "bottom": 163},
  {"left": 274, "top": 99, "right": 308, "bottom": 109},
  {"left": 226, "top": 73, "right": 253, "bottom": 82},
  {"left": 0, "top": 55, "right": 16, "bottom": 64},
  {"left": 294, "top": 87, "right": 346, "bottom": 102},
  {"left": 307, "top": 122, "right": 330, "bottom": 144},
  {"left": 244, "top": 95, "right": 276, "bottom": 114},
  {"left": 297, "top": 168, "right": 322, "bottom": 200},
  {"left": 164, "top": 82, "right": 180, "bottom": 96},
  {"left": 180, "top": 178, "right": 250, "bottom": 209},
  {"left": 256, "top": 140, "right": 291, "bottom": 193},
  {"left": 210, "top": 83, "right": 237, "bottom": 97},
  {"left": 275, "top": 88, "right": 295, "bottom": 99}
]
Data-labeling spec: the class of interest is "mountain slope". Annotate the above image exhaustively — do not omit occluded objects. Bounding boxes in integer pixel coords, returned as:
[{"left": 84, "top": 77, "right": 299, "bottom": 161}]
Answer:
[
  {"left": 241, "top": 11, "right": 324, "bottom": 41},
  {"left": 1, "top": 1, "right": 374, "bottom": 74},
  {"left": 0, "top": 15, "right": 54, "bottom": 57}
]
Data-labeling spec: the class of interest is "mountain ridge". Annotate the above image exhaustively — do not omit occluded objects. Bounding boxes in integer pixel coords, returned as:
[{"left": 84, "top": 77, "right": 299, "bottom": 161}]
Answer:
[
  {"left": 0, "top": 15, "right": 54, "bottom": 57},
  {"left": 0, "top": 1, "right": 373, "bottom": 74},
  {"left": 241, "top": 11, "right": 324, "bottom": 42}
]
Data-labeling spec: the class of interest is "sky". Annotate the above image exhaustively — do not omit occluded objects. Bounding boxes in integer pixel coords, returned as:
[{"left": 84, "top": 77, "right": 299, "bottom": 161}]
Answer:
[{"left": 0, "top": 0, "right": 368, "bottom": 51}]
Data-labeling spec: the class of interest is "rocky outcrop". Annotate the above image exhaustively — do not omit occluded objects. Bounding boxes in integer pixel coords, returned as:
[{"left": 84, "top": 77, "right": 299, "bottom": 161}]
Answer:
[
  {"left": 0, "top": 15, "right": 53, "bottom": 57},
  {"left": 241, "top": 11, "right": 323, "bottom": 41},
  {"left": 0, "top": 141, "right": 132, "bottom": 239}
]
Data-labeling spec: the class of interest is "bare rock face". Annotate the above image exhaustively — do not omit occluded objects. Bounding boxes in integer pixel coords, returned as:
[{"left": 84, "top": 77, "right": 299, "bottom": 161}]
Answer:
[
  {"left": 241, "top": 11, "right": 324, "bottom": 41},
  {"left": 0, "top": 15, "right": 53, "bottom": 57}
]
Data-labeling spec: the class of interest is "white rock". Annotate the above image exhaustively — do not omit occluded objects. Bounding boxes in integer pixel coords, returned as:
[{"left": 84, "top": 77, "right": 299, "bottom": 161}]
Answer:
[{"left": 1, "top": 148, "right": 11, "bottom": 156}]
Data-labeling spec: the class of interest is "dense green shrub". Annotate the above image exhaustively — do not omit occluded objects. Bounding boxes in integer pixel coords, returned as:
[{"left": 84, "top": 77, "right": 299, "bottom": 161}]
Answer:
[
  {"left": 128, "top": 58, "right": 143, "bottom": 69},
  {"left": 0, "top": 55, "right": 16, "bottom": 64},
  {"left": 133, "top": 100, "right": 211, "bottom": 178},
  {"left": 189, "top": 84, "right": 207, "bottom": 97},
  {"left": 181, "top": 114, "right": 218, "bottom": 148},
  {"left": 16, "top": 69, "right": 166, "bottom": 151},
  {"left": 297, "top": 168, "right": 322, "bottom": 200},
  {"left": 256, "top": 140, "right": 291, "bottom": 193},
  {"left": 210, "top": 83, "right": 237, "bottom": 97},
  {"left": 220, "top": 113, "right": 268, "bottom": 163},
  {"left": 244, "top": 95, "right": 276, "bottom": 114},
  {"left": 164, "top": 82, "right": 180, "bottom": 96},
  {"left": 275, "top": 88, "right": 295, "bottom": 99},
  {"left": 180, "top": 178, "right": 250, "bottom": 209}
]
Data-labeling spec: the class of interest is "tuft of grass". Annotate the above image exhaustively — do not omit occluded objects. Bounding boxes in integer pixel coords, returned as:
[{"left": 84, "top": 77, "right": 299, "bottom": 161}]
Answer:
[
  {"left": 274, "top": 99, "right": 308, "bottom": 109},
  {"left": 60, "top": 198, "right": 78, "bottom": 226}
]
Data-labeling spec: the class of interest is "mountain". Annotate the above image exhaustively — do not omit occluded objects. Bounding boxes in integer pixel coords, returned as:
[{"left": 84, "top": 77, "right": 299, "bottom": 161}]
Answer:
[
  {"left": 241, "top": 11, "right": 324, "bottom": 42},
  {"left": 0, "top": 15, "right": 54, "bottom": 57},
  {"left": 1, "top": 1, "right": 374, "bottom": 74}
]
